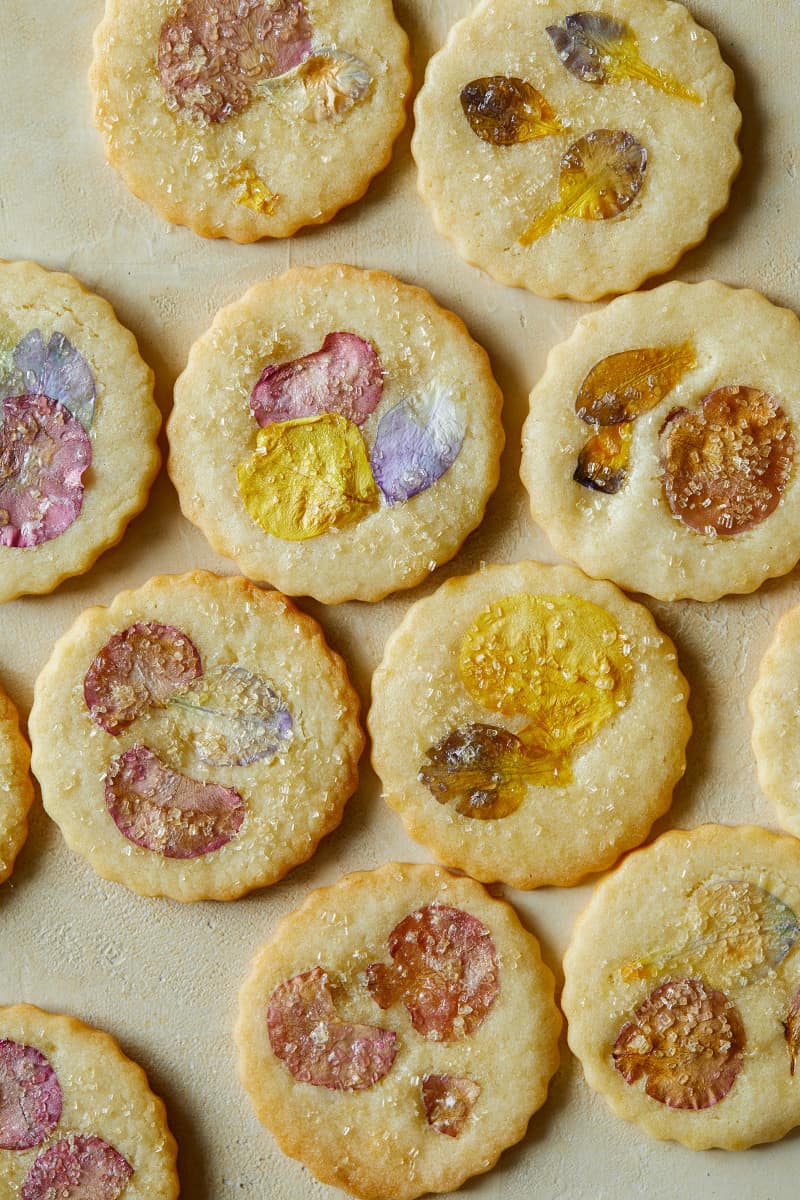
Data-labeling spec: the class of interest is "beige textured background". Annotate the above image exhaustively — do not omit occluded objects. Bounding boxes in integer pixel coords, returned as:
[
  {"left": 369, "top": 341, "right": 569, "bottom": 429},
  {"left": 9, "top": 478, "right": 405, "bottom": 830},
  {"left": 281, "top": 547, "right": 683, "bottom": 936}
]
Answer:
[{"left": 1, "top": 1, "right": 799, "bottom": 1196}]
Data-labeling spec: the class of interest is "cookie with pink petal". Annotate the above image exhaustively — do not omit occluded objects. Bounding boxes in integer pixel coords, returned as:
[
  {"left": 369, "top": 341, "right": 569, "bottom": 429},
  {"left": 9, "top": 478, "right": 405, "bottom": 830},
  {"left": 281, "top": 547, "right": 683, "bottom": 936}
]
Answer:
[
  {"left": 237, "top": 862, "right": 560, "bottom": 1200},
  {"left": 90, "top": 0, "right": 411, "bottom": 240},
  {"left": 0, "top": 1004, "right": 177, "bottom": 1199},
  {"left": 563, "top": 825, "right": 800, "bottom": 1149},
  {"left": 28, "top": 571, "right": 363, "bottom": 901},
  {"left": 0, "top": 260, "right": 160, "bottom": 602},
  {"left": 0, "top": 682, "right": 34, "bottom": 886}
]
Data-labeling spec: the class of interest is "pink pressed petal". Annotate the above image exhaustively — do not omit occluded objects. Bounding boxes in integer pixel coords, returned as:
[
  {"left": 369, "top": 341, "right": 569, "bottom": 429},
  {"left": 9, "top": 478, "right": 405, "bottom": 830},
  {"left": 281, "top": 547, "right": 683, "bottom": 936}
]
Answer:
[
  {"left": 21, "top": 1134, "right": 132, "bottom": 1200},
  {"left": 250, "top": 332, "right": 383, "bottom": 428},
  {"left": 0, "top": 1039, "right": 62, "bottom": 1151}
]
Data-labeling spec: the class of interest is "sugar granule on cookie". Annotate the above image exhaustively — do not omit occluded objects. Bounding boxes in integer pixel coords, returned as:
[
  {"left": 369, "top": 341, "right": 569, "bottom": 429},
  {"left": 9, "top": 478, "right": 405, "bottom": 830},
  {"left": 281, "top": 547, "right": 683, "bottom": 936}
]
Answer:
[
  {"left": 563, "top": 825, "right": 800, "bottom": 1149},
  {"left": 237, "top": 862, "right": 560, "bottom": 1199},
  {"left": 168, "top": 264, "right": 504, "bottom": 603},
  {"left": 29, "top": 571, "right": 363, "bottom": 902},
  {"left": 369, "top": 560, "right": 690, "bottom": 889}
]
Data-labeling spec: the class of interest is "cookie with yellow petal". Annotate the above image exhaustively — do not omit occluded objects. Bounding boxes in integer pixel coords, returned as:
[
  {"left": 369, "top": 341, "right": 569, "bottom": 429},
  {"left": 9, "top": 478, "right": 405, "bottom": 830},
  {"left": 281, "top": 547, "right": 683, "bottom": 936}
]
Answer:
[
  {"left": 167, "top": 265, "right": 504, "bottom": 603},
  {"left": 28, "top": 571, "right": 363, "bottom": 901},
  {"left": 412, "top": 0, "right": 740, "bottom": 299},
  {"left": 0, "top": 683, "right": 34, "bottom": 886},
  {"left": 0, "top": 1004, "right": 178, "bottom": 1198},
  {"left": 237, "top": 862, "right": 560, "bottom": 1200},
  {"left": 0, "top": 260, "right": 159, "bottom": 602},
  {"left": 521, "top": 282, "right": 800, "bottom": 601},
  {"left": 90, "top": 0, "right": 411, "bottom": 240},
  {"left": 750, "top": 604, "right": 800, "bottom": 838},
  {"left": 563, "top": 825, "right": 800, "bottom": 1149},
  {"left": 369, "top": 560, "right": 689, "bottom": 889}
]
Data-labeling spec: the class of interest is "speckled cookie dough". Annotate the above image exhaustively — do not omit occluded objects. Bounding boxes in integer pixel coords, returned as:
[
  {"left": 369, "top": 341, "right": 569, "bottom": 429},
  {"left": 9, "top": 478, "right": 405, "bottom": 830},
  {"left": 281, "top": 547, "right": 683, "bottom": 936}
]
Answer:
[
  {"left": 167, "top": 264, "right": 505, "bottom": 603},
  {"left": 90, "top": 0, "right": 411, "bottom": 240},
  {"left": 0, "top": 683, "right": 34, "bottom": 886},
  {"left": 0, "top": 1004, "right": 178, "bottom": 1198},
  {"left": 750, "top": 605, "right": 800, "bottom": 839},
  {"left": 237, "top": 861, "right": 560, "bottom": 1200},
  {"left": 563, "top": 825, "right": 800, "bottom": 1149},
  {"left": 0, "top": 260, "right": 160, "bottom": 603},
  {"left": 368, "top": 560, "right": 690, "bottom": 889},
  {"left": 28, "top": 571, "right": 363, "bottom": 902},
  {"left": 412, "top": 0, "right": 740, "bottom": 299},
  {"left": 521, "top": 281, "right": 800, "bottom": 601}
]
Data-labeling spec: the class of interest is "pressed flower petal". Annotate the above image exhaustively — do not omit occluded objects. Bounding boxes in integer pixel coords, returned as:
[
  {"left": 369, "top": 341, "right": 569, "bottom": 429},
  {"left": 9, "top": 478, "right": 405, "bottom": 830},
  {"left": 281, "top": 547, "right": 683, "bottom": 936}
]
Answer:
[
  {"left": 169, "top": 663, "right": 293, "bottom": 766},
  {"left": 370, "top": 383, "right": 465, "bottom": 504},
  {"left": 12, "top": 330, "right": 96, "bottom": 429},
  {"left": 250, "top": 332, "right": 383, "bottom": 427},
  {"left": 421, "top": 1074, "right": 481, "bottom": 1136},
  {"left": 294, "top": 49, "right": 372, "bottom": 122},
  {"left": 268, "top": 967, "right": 396, "bottom": 1090},
  {"left": 460, "top": 75, "right": 564, "bottom": 144},
  {"left": 0, "top": 1040, "right": 62, "bottom": 1151},
  {"left": 21, "top": 1134, "right": 133, "bottom": 1200}
]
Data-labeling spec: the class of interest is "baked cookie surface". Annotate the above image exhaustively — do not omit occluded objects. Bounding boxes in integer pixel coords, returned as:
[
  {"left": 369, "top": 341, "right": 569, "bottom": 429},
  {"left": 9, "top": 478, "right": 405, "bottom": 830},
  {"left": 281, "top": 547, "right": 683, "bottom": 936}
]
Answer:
[
  {"left": 0, "top": 1004, "right": 178, "bottom": 1198},
  {"left": 0, "top": 683, "right": 34, "bottom": 886},
  {"left": 521, "top": 281, "right": 800, "bottom": 600},
  {"left": 750, "top": 605, "right": 800, "bottom": 838},
  {"left": 167, "top": 264, "right": 505, "bottom": 603},
  {"left": 236, "top": 861, "right": 560, "bottom": 1200},
  {"left": 0, "top": 261, "right": 160, "bottom": 603},
  {"left": 412, "top": 0, "right": 740, "bottom": 300},
  {"left": 28, "top": 571, "right": 363, "bottom": 901},
  {"left": 91, "top": 0, "right": 411, "bottom": 240},
  {"left": 368, "top": 560, "right": 690, "bottom": 889},
  {"left": 563, "top": 825, "right": 800, "bottom": 1149}
]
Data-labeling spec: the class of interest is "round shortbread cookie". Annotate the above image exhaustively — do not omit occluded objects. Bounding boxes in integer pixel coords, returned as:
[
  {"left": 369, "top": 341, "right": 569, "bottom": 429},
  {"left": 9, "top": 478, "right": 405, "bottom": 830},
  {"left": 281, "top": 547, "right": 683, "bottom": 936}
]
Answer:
[
  {"left": 0, "top": 683, "right": 34, "bottom": 887},
  {"left": 237, "top": 862, "right": 560, "bottom": 1200},
  {"left": 0, "top": 261, "right": 160, "bottom": 603},
  {"left": 90, "top": 0, "right": 411, "bottom": 241},
  {"left": 521, "top": 282, "right": 800, "bottom": 601},
  {"left": 167, "top": 264, "right": 505, "bottom": 603},
  {"left": 412, "top": 0, "right": 740, "bottom": 300},
  {"left": 0, "top": 1004, "right": 178, "bottom": 1198},
  {"left": 28, "top": 571, "right": 363, "bottom": 902},
  {"left": 750, "top": 606, "right": 800, "bottom": 838},
  {"left": 563, "top": 824, "right": 800, "bottom": 1150},
  {"left": 368, "top": 560, "right": 690, "bottom": 889}
]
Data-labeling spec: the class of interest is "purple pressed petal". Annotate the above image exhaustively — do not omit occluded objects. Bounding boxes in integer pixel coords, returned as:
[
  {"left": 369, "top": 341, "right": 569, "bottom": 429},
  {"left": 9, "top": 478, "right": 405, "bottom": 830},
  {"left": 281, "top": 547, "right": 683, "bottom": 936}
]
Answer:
[
  {"left": 0, "top": 1039, "right": 62, "bottom": 1151},
  {"left": 21, "top": 1134, "right": 133, "bottom": 1200},
  {"left": 0, "top": 394, "right": 91, "bottom": 547},
  {"left": 105, "top": 744, "right": 245, "bottom": 858},
  {"left": 13, "top": 330, "right": 96, "bottom": 429},
  {"left": 169, "top": 663, "right": 293, "bottom": 766},
  {"left": 370, "top": 384, "right": 465, "bottom": 504},
  {"left": 250, "top": 332, "right": 383, "bottom": 427}
]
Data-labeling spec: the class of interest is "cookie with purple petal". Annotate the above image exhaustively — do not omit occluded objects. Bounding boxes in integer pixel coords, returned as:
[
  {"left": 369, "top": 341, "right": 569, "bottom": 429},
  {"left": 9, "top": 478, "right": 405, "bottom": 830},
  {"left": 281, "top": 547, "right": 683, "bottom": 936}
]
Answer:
[
  {"left": 28, "top": 571, "right": 363, "bottom": 901},
  {"left": 0, "top": 261, "right": 160, "bottom": 602},
  {"left": 237, "top": 862, "right": 560, "bottom": 1199},
  {"left": 0, "top": 683, "right": 34, "bottom": 886},
  {"left": 563, "top": 825, "right": 800, "bottom": 1149},
  {"left": 0, "top": 1004, "right": 178, "bottom": 1198},
  {"left": 90, "top": 0, "right": 411, "bottom": 240},
  {"left": 167, "top": 264, "right": 504, "bottom": 603}
]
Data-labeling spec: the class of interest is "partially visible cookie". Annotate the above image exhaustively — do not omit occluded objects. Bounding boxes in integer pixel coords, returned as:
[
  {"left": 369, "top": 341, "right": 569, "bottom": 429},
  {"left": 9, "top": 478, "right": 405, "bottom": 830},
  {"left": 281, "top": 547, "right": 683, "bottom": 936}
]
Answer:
[
  {"left": 369, "top": 560, "right": 690, "bottom": 889},
  {"left": 563, "top": 825, "right": 800, "bottom": 1149},
  {"left": 0, "top": 260, "right": 160, "bottom": 603},
  {"left": 0, "top": 1004, "right": 178, "bottom": 1198},
  {"left": 237, "top": 862, "right": 560, "bottom": 1200},
  {"left": 750, "top": 605, "right": 800, "bottom": 837},
  {"left": 0, "top": 683, "right": 34, "bottom": 886},
  {"left": 91, "top": 0, "right": 411, "bottom": 241},
  {"left": 412, "top": 0, "right": 740, "bottom": 299},
  {"left": 167, "top": 265, "right": 504, "bottom": 603},
  {"left": 521, "top": 281, "right": 800, "bottom": 600},
  {"left": 28, "top": 571, "right": 363, "bottom": 901}
]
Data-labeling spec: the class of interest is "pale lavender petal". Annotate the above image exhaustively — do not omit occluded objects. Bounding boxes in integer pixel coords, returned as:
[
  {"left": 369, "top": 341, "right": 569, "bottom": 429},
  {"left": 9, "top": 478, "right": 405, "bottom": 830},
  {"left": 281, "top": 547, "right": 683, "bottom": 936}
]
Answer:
[
  {"left": 250, "top": 332, "right": 383, "bottom": 427},
  {"left": 13, "top": 331, "right": 95, "bottom": 429},
  {"left": 370, "top": 384, "right": 465, "bottom": 504}
]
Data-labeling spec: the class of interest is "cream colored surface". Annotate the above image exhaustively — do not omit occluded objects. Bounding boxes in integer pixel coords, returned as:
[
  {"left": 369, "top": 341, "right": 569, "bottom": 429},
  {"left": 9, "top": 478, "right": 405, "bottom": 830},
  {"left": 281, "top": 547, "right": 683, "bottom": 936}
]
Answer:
[
  {"left": 412, "top": 0, "right": 741, "bottom": 299},
  {"left": 0, "top": 684, "right": 33, "bottom": 884},
  {"left": 4, "top": 0, "right": 800, "bottom": 1194},
  {"left": 562, "top": 826, "right": 800, "bottom": 1149},
  {"left": 29, "top": 572, "right": 363, "bottom": 901},
  {"left": 0, "top": 1004, "right": 179, "bottom": 1198},
  {"left": 369, "top": 561, "right": 690, "bottom": 888},
  {"left": 91, "top": 0, "right": 411, "bottom": 240},
  {"left": 237, "top": 863, "right": 560, "bottom": 1199},
  {"left": 0, "top": 261, "right": 160, "bottom": 602},
  {"left": 168, "top": 264, "right": 504, "bottom": 602},
  {"left": 521, "top": 282, "right": 800, "bottom": 600}
]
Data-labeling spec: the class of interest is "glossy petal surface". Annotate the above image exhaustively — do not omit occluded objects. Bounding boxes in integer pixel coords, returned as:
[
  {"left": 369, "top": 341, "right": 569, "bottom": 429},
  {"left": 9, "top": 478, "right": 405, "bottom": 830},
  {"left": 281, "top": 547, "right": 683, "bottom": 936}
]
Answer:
[
  {"left": 21, "top": 1134, "right": 133, "bottom": 1200},
  {"left": 170, "top": 663, "right": 293, "bottom": 766},
  {"left": 460, "top": 76, "right": 563, "bottom": 144},
  {"left": 105, "top": 744, "right": 245, "bottom": 858},
  {"left": 575, "top": 344, "right": 697, "bottom": 426},
  {"left": 574, "top": 423, "right": 632, "bottom": 493},
  {"left": 0, "top": 1040, "right": 62, "bottom": 1151},
  {"left": 421, "top": 1074, "right": 481, "bottom": 1136},
  {"left": 7, "top": 330, "right": 96, "bottom": 429},
  {"left": 370, "top": 383, "right": 465, "bottom": 504},
  {"left": 250, "top": 332, "right": 383, "bottom": 428},
  {"left": 268, "top": 967, "right": 396, "bottom": 1090}
]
